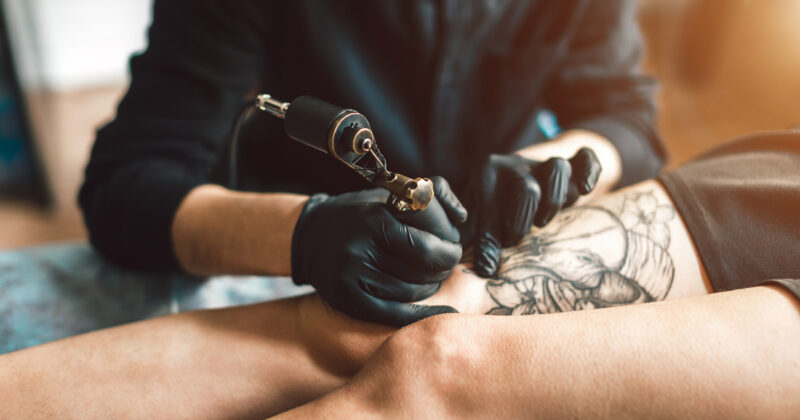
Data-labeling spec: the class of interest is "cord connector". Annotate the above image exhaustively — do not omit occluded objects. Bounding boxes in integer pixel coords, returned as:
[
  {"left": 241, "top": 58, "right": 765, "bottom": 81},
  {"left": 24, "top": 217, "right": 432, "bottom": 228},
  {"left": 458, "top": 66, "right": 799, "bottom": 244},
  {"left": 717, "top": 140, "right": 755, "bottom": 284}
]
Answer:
[{"left": 255, "top": 94, "right": 290, "bottom": 119}]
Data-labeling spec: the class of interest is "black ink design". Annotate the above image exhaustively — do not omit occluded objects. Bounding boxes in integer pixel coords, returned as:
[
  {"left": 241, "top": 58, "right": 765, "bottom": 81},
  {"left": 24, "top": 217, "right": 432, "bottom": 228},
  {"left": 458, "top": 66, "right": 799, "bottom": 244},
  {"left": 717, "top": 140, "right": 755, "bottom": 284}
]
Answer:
[{"left": 485, "top": 191, "right": 676, "bottom": 315}]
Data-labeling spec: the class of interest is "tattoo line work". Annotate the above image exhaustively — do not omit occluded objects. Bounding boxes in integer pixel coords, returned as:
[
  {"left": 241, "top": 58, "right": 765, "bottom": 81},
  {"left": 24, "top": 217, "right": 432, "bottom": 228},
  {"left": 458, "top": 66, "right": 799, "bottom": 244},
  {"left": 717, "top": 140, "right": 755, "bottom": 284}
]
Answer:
[{"left": 485, "top": 191, "right": 676, "bottom": 315}]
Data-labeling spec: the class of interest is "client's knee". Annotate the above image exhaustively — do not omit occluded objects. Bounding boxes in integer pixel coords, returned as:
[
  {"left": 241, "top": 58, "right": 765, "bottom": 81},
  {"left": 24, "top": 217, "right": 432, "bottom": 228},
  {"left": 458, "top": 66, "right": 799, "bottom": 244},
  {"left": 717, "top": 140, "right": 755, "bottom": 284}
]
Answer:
[
  {"left": 359, "top": 314, "right": 482, "bottom": 414},
  {"left": 296, "top": 294, "right": 397, "bottom": 377}
]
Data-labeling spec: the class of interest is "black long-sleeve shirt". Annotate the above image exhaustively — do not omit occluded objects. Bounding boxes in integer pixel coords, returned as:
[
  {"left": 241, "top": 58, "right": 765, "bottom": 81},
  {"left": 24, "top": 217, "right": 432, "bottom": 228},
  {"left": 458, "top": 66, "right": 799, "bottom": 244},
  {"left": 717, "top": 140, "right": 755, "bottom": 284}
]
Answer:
[{"left": 80, "top": 0, "right": 665, "bottom": 270}]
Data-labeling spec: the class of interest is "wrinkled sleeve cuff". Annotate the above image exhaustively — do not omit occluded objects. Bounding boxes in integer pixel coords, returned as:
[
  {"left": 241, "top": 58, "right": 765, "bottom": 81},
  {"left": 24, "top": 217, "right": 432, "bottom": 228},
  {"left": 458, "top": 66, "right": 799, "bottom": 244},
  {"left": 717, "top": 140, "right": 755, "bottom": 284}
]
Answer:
[{"left": 81, "top": 159, "right": 207, "bottom": 271}]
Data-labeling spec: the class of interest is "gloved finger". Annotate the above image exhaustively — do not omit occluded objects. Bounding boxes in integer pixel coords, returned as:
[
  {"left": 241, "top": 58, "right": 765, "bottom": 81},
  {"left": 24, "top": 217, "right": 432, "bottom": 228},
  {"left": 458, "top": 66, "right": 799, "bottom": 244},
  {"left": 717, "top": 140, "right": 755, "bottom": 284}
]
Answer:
[
  {"left": 370, "top": 249, "right": 452, "bottom": 285},
  {"left": 457, "top": 213, "right": 479, "bottom": 250},
  {"left": 532, "top": 157, "right": 571, "bottom": 227},
  {"left": 374, "top": 210, "right": 463, "bottom": 271},
  {"left": 564, "top": 182, "right": 580, "bottom": 207},
  {"left": 358, "top": 273, "right": 442, "bottom": 302},
  {"left": 475, "top": 161, "right": 500, "bottom": 234},
  {"left": 473, "top": 230, "right": 502, "bottom": 277},
  {"left": 355, "top": 187, "right": 393, "bottom": 203},
  {"left": 501, "top": 173, "right": 540, "bottom": 246},
  {"left": 569, "top": 147, "right": 602, "bottom": 195},
  {"left": 430, "top": 176, "right": 468, "bottom": 224},
  {"left": 355, "top": 291, "right": 459, "bottom": 328},
  {"left": 392, "top": 196, "right": 460, "bottom": 243}
]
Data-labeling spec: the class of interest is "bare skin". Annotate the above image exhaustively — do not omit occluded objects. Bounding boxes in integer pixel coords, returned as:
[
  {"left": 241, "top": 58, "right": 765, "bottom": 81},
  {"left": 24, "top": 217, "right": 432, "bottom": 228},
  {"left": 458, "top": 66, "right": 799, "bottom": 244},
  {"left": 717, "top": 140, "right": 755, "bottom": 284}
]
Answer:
[
  {"left": 172, "top": 188, "right": 307, "bottom": 276},
  {"left": 0, "top": 179, "right": 713, "bottom": 418},
  {"left": 281, "top": 285, "right": 800, "bottom": 419}
]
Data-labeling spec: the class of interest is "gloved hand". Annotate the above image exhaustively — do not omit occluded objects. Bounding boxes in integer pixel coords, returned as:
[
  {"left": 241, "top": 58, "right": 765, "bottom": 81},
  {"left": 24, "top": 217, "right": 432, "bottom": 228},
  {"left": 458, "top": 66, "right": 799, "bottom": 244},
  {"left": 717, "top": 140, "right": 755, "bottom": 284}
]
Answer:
[
  {"left": 463, "top": 148, "right": 601, "bottom": 277},
  {"left": 291, "top": 176, "right": 467, "bottom": 327}
]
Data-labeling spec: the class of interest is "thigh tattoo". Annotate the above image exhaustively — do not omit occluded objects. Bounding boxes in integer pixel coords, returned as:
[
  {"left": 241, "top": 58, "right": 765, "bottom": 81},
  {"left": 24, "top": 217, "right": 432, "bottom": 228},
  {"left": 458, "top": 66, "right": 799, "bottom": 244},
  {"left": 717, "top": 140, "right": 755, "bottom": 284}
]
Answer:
[{"left": 479, "top": 190, "right": 676, "bottom": 315}]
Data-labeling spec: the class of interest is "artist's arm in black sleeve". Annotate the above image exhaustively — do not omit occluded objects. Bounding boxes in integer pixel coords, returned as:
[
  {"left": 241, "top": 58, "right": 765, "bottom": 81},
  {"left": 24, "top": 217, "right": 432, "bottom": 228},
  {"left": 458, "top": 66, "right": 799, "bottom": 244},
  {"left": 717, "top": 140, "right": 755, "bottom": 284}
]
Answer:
[
  {"left": 544, "top": 0, "right": 666, "bottom": 188},
  {"left": 79, "top": 0, "right": 267, "bottom": 269}
]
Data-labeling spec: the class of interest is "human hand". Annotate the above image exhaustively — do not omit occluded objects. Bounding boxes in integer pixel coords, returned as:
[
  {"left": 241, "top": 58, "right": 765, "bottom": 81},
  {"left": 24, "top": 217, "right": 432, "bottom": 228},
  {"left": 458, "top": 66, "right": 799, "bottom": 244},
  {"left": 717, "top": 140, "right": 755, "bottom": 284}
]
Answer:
[
  {"left": 463, "top": 148, "right": 601, "bottom": 277},
  {"left": 291, "top": 176, "right": 467, "bottom": 327}
]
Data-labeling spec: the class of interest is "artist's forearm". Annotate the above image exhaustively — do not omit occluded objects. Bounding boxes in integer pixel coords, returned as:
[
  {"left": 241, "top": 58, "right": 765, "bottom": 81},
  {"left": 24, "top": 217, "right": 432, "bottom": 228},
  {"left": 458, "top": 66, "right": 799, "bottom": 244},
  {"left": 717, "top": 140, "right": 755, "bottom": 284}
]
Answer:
[
  {"left": 283, "top": 285, "right": 800, "bottom": 419},
  {"left": 516, "top": 129, "right": 622, "bottom": 198},
  {"left": 172, "top": 184, "right": 308, "bottom": 276}
]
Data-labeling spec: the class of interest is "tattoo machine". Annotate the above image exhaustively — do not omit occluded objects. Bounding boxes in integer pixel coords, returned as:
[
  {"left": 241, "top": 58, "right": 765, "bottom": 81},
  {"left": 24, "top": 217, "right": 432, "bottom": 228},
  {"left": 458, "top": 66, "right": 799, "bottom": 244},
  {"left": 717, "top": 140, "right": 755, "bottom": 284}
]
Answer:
[{"left": 227, "top": 94, "right": 434, "bottom": 213}]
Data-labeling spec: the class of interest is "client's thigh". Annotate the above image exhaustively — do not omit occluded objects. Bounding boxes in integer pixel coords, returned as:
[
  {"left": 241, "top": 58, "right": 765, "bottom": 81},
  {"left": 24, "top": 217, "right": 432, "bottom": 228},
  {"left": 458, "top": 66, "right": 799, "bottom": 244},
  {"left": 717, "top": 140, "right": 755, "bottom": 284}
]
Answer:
[{"left": 425, "top": 179, "right": 711, "bottom": 315}]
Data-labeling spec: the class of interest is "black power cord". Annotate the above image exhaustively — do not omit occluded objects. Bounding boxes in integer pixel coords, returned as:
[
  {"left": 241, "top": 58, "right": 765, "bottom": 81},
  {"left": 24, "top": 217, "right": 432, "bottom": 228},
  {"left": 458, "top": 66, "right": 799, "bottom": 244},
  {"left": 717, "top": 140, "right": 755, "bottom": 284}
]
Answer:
[{"left": 225, "top": 101, "right": 258, "bottom": 190}]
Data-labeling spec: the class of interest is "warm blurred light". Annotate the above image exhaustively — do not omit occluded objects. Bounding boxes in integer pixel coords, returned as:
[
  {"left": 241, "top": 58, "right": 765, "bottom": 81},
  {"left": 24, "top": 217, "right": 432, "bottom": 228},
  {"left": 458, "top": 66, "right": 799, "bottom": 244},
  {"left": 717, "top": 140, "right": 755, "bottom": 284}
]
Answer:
[{"left": 640, "top": 0, "right": 800, "bottom": 165}]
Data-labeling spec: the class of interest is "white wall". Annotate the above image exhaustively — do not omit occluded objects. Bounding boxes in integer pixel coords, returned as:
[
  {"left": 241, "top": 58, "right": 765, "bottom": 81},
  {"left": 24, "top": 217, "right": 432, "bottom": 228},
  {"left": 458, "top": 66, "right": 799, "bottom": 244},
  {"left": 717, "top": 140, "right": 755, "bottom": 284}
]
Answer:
[{"left": 3, "top": 0, "right": 154, "bottom": 91}]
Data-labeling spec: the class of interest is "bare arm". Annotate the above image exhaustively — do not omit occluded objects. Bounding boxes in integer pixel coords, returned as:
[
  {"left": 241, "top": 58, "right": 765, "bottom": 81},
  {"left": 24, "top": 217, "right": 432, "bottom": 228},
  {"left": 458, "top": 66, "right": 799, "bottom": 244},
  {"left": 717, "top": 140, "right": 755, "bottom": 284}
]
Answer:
[
  {"left": 281, "top": 284, "right": 800, "bottom": 419},
  {"left": 171, "top": 185, "right": 309, "bottom": 276}
]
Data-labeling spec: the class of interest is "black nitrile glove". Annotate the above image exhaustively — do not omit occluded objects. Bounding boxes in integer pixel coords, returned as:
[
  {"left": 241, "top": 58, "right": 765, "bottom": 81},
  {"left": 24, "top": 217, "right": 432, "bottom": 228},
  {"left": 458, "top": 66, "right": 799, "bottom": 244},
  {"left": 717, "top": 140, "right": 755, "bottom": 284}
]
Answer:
[
  {"left": 464, "top": 148, "right": 601, "bottom": 277},
  {"left": 292, "top": 176, "right": 467, "bottom": 327}
]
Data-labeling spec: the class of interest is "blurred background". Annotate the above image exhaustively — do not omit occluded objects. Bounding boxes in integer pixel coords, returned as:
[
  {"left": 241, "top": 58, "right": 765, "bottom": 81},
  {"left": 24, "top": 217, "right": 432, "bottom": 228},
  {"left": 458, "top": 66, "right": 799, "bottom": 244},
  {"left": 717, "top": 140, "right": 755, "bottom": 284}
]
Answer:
[{"left": 1, "top": 0, "right": 799, "bottom": 250}]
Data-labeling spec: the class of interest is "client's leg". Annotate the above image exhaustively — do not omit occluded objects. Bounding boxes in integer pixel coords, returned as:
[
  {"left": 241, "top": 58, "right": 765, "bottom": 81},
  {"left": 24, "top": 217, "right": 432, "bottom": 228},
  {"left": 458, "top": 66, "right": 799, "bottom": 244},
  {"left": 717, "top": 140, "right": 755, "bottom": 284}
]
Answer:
[
  {"left": 281, "top": 285, "right": 800, "bottom": 419},
  {"left": 278, "top": 133, "right": 800, "bottom": 418},
  {"left": 425, "top": 179, "right": 710, "bottom": 315},
  {"left": 0, "top": 179, "right": 708, "bottom": 418},
  {"left": 0, "top": 298, "right": 354, "bottom": 418}
]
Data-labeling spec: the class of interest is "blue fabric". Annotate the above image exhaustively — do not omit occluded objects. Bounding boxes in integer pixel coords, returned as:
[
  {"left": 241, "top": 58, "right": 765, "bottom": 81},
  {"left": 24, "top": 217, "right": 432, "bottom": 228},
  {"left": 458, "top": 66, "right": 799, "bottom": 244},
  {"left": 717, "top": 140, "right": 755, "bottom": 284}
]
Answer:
[{"left": 0, "top": 243, "right": 313, "bottom": 354}]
